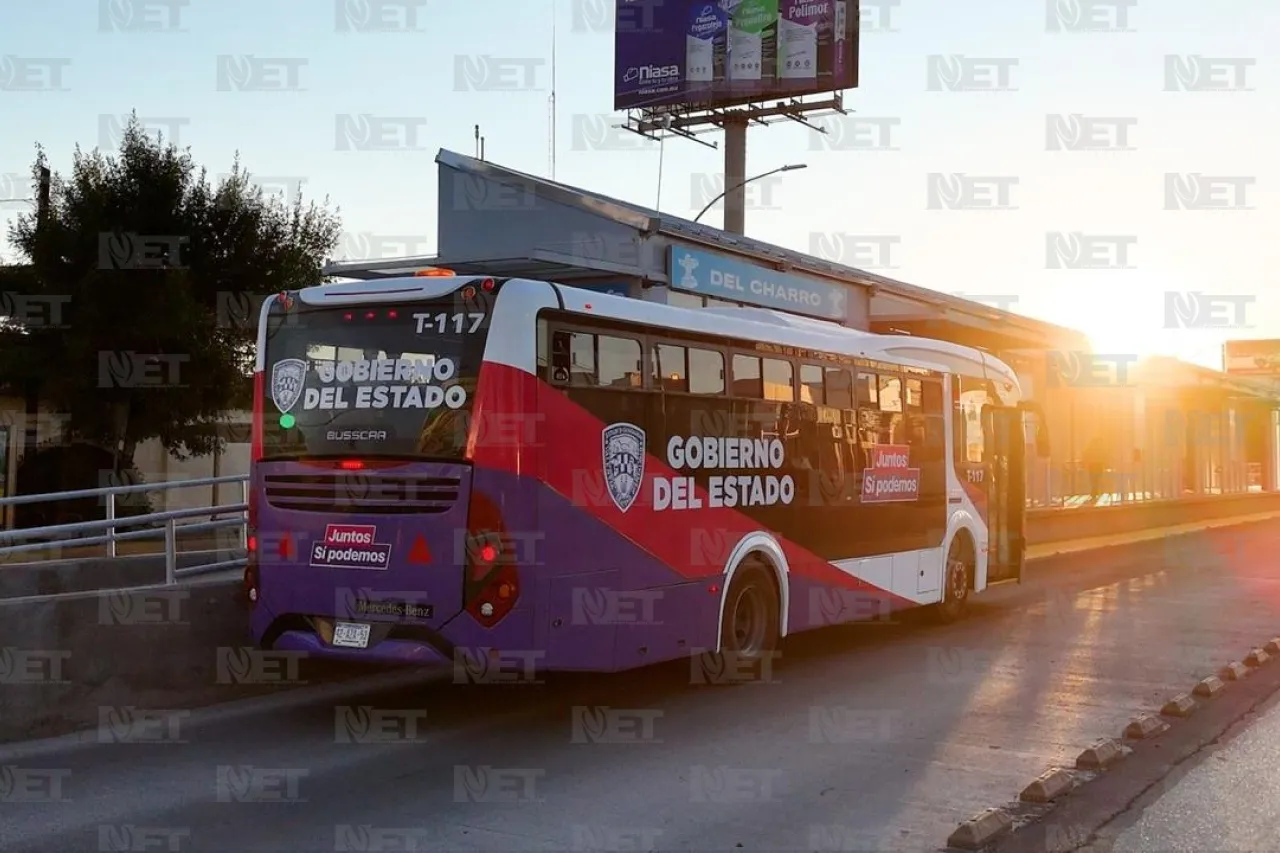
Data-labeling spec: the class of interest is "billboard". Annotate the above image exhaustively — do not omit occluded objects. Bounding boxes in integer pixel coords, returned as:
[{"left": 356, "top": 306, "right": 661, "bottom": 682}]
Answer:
[
  {"left": 614, "top": 1, "right": 860, "bottom": 111},
  {"left": 1223, "top": 339, "right": 1280, "bottom": 377}
]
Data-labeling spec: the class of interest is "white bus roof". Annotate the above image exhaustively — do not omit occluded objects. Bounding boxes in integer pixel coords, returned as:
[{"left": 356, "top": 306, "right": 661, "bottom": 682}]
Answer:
[{"left": 268, "top": 275, "right": 1020, "bottom": 393}]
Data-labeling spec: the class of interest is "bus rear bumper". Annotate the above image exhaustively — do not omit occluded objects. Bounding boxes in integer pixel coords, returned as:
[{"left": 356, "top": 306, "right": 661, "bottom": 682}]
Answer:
[{"left": 270, "top": 628, "right": 453, "bottom": 667}]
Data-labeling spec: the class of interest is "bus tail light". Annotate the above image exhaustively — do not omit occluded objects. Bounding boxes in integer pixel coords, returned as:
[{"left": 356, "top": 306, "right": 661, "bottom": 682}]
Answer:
[
  {"left": 463, "top": 490, "right": 518, "bottom": 628},
  {"left": 250, "top": 370, "right": 265, "bottom": 463}
]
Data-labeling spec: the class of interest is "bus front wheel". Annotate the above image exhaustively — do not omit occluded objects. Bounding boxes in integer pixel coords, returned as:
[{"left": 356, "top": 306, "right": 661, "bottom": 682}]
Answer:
[
  {"left": 711, "top": 562, "right": 780, "bottom": 683},
  {"left": 934, "top": 537, "right": 973, "bottom": 623}
]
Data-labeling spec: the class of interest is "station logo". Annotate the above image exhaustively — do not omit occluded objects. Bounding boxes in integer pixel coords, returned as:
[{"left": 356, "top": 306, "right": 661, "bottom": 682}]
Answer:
[
  {"left": 310, "top": 524, "right": 393, "bottom": 570},
  {"left": 861, "top": 444, "right": 920, "bottom": 503}
]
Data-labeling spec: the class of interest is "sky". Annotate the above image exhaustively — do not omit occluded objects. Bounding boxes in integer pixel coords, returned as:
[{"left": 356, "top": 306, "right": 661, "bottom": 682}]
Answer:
[{"left": 0, "top": 0, "right": 1275, "bottom": 371}]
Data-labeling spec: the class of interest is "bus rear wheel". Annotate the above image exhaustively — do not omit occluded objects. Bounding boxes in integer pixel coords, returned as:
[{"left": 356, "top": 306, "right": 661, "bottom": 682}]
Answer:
[
  {"left": 712, "top": 562, "right": 780, "bottom": 683},
  {"left": 934, "top": 537, "right": 973, "bottom": 624}
]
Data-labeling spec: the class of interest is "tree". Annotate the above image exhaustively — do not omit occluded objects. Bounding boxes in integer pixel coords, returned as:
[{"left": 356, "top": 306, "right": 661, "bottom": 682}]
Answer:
[{"left": 0, "top": 113, "right": 342, "bottom": 486}]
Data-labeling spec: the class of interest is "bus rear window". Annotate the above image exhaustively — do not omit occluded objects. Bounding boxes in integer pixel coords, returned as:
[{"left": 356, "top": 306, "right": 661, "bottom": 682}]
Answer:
[{"left": 260, "top": 299, "right": 490, "bottom": 459}]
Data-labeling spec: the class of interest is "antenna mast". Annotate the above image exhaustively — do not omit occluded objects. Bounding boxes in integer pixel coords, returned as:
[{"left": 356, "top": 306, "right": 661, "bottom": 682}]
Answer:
[{"left": 548, "top": 0, "right": 557, "bottom": 179}]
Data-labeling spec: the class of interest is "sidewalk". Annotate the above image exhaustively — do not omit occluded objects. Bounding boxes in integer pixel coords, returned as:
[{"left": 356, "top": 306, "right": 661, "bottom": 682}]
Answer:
[{"left": 1083, "top": 681, "right": 1280, "bottom": 851}]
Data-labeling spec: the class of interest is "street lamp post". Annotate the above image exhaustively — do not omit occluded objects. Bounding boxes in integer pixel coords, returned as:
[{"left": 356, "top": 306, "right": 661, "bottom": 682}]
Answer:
[{"left": 694, "top": 163, "right": 807, "bottom": 232}]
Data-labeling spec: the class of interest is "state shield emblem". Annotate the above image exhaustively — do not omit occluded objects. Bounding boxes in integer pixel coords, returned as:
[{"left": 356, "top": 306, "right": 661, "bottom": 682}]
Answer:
[
  {"left": 270, "top": 358, "right": 307, "bottom": 414},
  {"left": 601, "top": 422, "right": 645, "bottom": 513}
]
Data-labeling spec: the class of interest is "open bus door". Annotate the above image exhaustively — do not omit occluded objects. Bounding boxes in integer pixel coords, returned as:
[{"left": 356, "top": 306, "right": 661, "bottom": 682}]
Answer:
[{"left": 982, "top": 402, "right": 1049, "bottom": 585}]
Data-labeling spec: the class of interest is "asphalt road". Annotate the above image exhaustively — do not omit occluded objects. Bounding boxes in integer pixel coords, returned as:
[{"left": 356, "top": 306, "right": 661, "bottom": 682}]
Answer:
[{"left": 3, "top": 521, "right": 1280, "bottom": 853}]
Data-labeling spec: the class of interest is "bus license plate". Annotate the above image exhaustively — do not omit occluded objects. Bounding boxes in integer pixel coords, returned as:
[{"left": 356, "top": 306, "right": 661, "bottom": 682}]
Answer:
[{"left": 332, "top": 622, "right": 371, "bottom": 649}]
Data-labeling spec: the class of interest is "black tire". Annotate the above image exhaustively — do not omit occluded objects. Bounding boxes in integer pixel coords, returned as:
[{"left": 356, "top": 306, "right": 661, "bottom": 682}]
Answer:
[
  {"left": 934, "top": 536, "right": 973, "bottom": 623},
  {"left": 709, "top": 562, "right": 781, "bottom": 683}
]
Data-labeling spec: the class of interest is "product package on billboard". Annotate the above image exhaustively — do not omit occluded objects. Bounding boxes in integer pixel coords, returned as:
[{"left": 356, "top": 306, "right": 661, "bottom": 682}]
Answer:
[{"left": 615, "top": 0, "right": 858, "bottom": 111}]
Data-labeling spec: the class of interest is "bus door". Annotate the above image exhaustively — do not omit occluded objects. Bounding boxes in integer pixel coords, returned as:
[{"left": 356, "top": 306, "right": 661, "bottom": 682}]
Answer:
[{"left": 982, "top": 405, "right": 1026, "bottom": 584}]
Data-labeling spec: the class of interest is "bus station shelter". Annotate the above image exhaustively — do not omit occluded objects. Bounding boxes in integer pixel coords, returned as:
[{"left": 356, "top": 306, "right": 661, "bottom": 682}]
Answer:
[{"left": 324, "top": 149, "right": 1280, "bottom": 505}]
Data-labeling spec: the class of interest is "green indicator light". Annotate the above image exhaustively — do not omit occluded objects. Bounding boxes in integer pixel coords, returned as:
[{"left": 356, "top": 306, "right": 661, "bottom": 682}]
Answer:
[{"left": 279, "top": 413, "right": 296, "bottom": 429}]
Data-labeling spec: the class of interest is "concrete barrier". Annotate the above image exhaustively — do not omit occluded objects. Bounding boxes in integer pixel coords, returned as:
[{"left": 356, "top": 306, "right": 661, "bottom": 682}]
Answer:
[
  {"left": 0, "top": 550, "right": 245, "bottom": 600},
  {"left": 0, "top": 577, "right": 365, "bottom": 744},
  {"left": 1026, "top": 492, "right": 1280, "bottom": 546}
]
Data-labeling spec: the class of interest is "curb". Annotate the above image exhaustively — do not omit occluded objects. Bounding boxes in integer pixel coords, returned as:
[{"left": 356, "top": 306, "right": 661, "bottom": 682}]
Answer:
[{"left": 947, "top": 634, "right": 1280, "bottom": 851}]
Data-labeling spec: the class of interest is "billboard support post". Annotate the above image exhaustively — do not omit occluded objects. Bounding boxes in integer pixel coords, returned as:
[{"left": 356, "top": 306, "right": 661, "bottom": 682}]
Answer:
[{"left": 723, "top": 117, "right": 747, "bottom": 234}]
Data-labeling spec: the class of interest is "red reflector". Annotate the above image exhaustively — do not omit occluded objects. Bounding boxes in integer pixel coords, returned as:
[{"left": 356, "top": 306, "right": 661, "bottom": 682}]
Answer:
[
  {"left": 343, "top": 312, "right": 353, "bottom": 321},
  {"left": 387, "top": 310, "right": 398, "bottom": 319},
  {"left": 408, "top": 535, "right": 431, "bottom": 564},
  {"left": 480, "top": 544, "right": 498, "bottom": 563},
  {"left": 338, "top": 460, "right": 364, "bottom": 470},
  {"left": 365, "top": 311, "right": 375, "bottom": 320},
  {"left": 708, "top": 583, "right": 720, "bottom": 595},
  {"left": 248, "top": 535, "right": 257, "bottom": 553},
  {"left": 584, "top": 303, "right": 593, "bottom": 309},
  {"left": 481, "top": 278, "right": 495, "bottom": 292},
  {"left": 278, "top": 534, "right": 292, "bottom": 560},
  {"left": 461, "top": 286, "right": 477, "bottom": 300}
]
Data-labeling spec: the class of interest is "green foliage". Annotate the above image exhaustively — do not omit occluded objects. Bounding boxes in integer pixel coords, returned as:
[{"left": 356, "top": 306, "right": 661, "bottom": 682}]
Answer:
[{"left": 0, "top": 112, "right": 341, "bottom": 463}]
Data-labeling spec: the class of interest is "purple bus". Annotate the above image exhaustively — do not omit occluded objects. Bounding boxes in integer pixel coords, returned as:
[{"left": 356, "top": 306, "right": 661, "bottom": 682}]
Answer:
[{"left": 243, "top": 273, "right": 1045, "bottom": 676}]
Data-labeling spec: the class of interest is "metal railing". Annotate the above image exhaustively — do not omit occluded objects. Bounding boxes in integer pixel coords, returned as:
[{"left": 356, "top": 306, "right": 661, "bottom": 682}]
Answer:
[{"left": 0, "top": 475, "right": 249, "bottom": 583}]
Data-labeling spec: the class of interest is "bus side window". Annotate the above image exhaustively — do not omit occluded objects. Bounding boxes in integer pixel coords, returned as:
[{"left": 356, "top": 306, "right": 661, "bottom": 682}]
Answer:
[
  {"left": 652, "top": 344, "right": 688, "bottom": 393},
  {"left": 689, "top": 347, "right": 725, "bottom": 395},
  {"left": 569, "top": 332, "right": 594, "bottom": 386},
  {"left": 957, "top": 377, "right": 987, "bottom": 464},
  {"left": 856, "top": 372, "right": 878, "bottom": 409},
  {"left": 799, "top": 364, "right": 825, "bottom": 405},
  {"left": 763, "top": 358, "right": 794, "bottom": 403},
  {"left": 825, "top": 368, "right": 853, "bottom": 409},
  {"left": 732, "top": 354, "right": 763, "bottom": 398},
  {"left": 598, "top": 335, "right": 643, "bottom": 388}
]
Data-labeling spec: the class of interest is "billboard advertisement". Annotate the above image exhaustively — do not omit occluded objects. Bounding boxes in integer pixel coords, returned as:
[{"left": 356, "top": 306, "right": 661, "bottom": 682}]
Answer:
[
  {"left": 1223, "top": 339, "right": 1280, "bottom": 377},
  {"left": 614, "top": 1, "right": 860, "bottom": 111}
]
